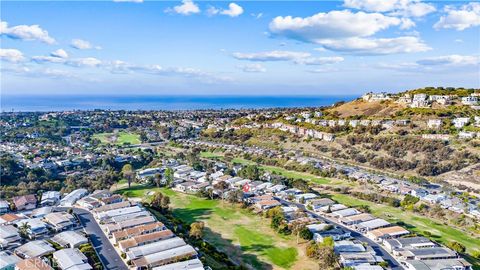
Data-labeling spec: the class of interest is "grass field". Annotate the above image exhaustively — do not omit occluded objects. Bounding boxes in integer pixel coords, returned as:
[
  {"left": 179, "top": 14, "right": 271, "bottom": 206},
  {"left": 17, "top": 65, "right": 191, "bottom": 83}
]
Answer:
[
  {"left": 92, "top": 131, "right": 141, "bottom": 145},
  {"left": 330, "top": 193, "right": 480, "bottom": 257},
  {"left": 116, "top": 185, "right": 316, "bottom": 270}
]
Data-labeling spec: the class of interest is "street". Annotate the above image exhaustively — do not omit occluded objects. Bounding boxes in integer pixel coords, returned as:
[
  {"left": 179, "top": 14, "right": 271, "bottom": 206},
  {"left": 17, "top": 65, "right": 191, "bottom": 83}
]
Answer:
[
  {"left": 74, "top": 208, "right": 128, "bottom": 270},
  {"left": 275, "top": 197, "right": 404, "bottom": 270}
]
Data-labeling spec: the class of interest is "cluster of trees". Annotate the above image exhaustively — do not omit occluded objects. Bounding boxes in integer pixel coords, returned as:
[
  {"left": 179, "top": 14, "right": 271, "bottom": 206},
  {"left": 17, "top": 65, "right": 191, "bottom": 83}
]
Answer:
[
  {"left": 345, "top": 134, "right": 479, "bottom": 176},
  {"left": 305, "top": 237, "right": 338, "bottom": 269},
  {"left": 150, "top": 192, "right": 171, "bottom": 213}
]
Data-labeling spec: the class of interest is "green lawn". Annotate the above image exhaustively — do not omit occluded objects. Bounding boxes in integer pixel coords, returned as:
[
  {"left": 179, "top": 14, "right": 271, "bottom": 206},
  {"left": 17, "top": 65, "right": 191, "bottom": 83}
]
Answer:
[
  {"left": 116, "top": 185, "right": 314, "bottom": 269},
  {"left": 200, "top": 151, "right": 224, "bottom": 159},
  {"left": 330, "top": 193, "right": 480, "bottom": 257},
  {"left": 92, "top": 131, "right": 141, "bottom": 145}
]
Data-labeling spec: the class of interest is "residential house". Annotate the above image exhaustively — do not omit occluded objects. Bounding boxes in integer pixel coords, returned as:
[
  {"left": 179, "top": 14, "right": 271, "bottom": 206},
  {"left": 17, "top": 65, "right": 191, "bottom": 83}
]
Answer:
[
  {"left": 453, "top": 117, "right": 470, "bottom": 129},
  {"left": 0, "top": 202, "right": 9, "bottom": 215},
  {"left": 397, "top": 247, "right": 458, "bottom": 261},
  {"left": 131, "top": 245, "right": 197, "bottom": 269},
  {"left": 51, "top": 231, "right": 88, "bottom": 248},
  {"left": 426, "top": 119, "right": 442, "bottom": 129},
  {"left": 59, "top": 189, "right": 88, "bottom": 207},
  {"left": 40, "top": 191, "right": 61, "bottom": 206},
  {"left": 366, "top": 226, "right": 409, "bottom": 241},
  {"left": 14, "top": 219, "right": 48, "bottom": 239},
  {"left": 0, "top": 251, "right": 21, "bottom": 270},
  {"left": 0, "top": 226, "right": 21, "bottom": 250},
  {"left": 339, "top": 213, "right": 376, "bottom": 226},
  {"left": 330, "top": 208, "right": 360, "bottom": 218},
  {"left": 339, "top": 252, "right": 384, "bottom": 267},
  {"left": 53, "top": 248, "right": 92, "bottom": 270},
  {"left": 384, "top": 237, "right": 436, "bottom": 253},
  {"left": 355, "top": 219, "right": 390, "bottom": 232},
  {"left": 12, "top": 195, "right": 36, "bottom": 211},
  {"left": 105, "top": 216, "right": 156, "bottom": 235},
  {"left": 461, "top": 96, "right": 478, "bottom": 106},
  {"left": 126, "top": 237, "right": 186, "bottom": 261},
  {"left": 43, "top": 212, "right": 75, "bottom": 232},
  {"left": 255, "top": 200, "right": 281, "bottom": 210},
  {"left": 151, "top": 259, "right": 203, "bottom": 270},
  {"left": 0, "top": 214, "right": 23, "bottom": 225},
  {"left": 112, "top": 222, "right": 166, "bottom": 244},
  {"left": 403, "top": 259, "right": 472, "bottom": 270},
  {"left": 14, "top": 240, "right": 55, "bottom": 259}
]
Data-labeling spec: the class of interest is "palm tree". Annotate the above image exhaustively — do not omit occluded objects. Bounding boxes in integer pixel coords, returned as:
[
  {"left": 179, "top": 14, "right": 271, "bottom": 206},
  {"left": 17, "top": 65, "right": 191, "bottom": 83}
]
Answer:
[{"left": 18, "top": 222, "right": 31, "bottom": 239}]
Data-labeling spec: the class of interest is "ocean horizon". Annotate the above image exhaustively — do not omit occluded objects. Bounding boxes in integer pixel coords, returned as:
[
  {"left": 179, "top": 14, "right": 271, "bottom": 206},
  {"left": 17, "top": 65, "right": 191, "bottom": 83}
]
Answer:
[{"left": 1, "top": 95, "right": 357, "bottom": 112}]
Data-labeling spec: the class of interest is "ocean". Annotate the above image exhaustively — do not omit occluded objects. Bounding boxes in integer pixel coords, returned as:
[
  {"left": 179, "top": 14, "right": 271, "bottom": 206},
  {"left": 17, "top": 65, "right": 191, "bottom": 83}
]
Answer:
[{"left": 1, "top": 95, "right": 356, "bottom": 112}]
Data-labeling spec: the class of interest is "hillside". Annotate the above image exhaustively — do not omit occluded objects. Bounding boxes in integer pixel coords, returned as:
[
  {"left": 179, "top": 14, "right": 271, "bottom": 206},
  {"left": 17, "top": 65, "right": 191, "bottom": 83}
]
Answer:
[{"left": 327, "top": 99, "right": 406, "bottom": 118}]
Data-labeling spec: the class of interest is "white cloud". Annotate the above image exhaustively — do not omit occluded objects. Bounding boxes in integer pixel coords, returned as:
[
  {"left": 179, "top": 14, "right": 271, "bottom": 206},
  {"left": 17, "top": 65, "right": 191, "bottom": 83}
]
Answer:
[
  {"left": 454, "top": 39, "right": 463, "bottom": 43},
  {"left": 221, "top": 3, "right": 244, "bottom": 17},
  {"left": 208, "top": 3, "right": 243, "bottom": 17},
  {"left": 1, "top": 65, "right": 76, "bottom": 79},
  {"left": 344, "top": 0, "right": 435, "bottom": 17},
  {"left": 232, "top": 50, "right": 311, "bottom": 61},
  {"left": 166, "top": 0, "right": 200, "bottom": 15},
  {"left": 416, "top": 55, "right": 480, "bottom": 66},
  {"left": 71, "top": 39, "right": 101, "bottom": 50},
  {"left": 307, "top": 67, "right": 341, "bottom": 73},
  {"left": 251, "top": 13, "right": 263, "bottom": 19},
  {"left": 269, "top": 10, "right": 410, "bottom": 43},
  {"left": 66, "top": 57, "right": 103, "bottom": 67},
  {"left": 237, "top": 63, "right": 266, "bottom": 73},
  {"left": 293, "top": 56, "right": 344, "bottom": 65},
  {"left": 0, "top": 21, "right": 55, "bottom": 44},
  {"left": 378, "top": 54, "right": 480, "bottom": 73},
  {"left": 32, "top": 55, "right": 67, "bottom": 64},
  {"left": 434, "top": 2, "right": 480, "bottom": 31},
  {"left": 317, "top": 36, "right": 430, "bottom": 55},
  {"left": 232, "top": 50, "right": 345, "bottom": 66},
  {"left": 0, "top": 48, "right": 25, "bottom": 62},
  {"left": 50, "top": 49, "right": 68, "bottom": 59}
]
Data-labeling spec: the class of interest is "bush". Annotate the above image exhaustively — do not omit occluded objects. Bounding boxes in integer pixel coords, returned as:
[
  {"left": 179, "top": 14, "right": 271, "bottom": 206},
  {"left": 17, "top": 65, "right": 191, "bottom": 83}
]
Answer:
[{"left": 446, "top": 241, "right": 466, "bottom": 253}]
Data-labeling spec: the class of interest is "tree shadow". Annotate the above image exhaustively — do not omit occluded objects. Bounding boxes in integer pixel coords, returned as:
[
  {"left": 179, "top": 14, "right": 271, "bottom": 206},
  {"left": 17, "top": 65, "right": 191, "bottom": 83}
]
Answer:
[{"left": 201, "top": 226, "right": 274, "bottom": 270}]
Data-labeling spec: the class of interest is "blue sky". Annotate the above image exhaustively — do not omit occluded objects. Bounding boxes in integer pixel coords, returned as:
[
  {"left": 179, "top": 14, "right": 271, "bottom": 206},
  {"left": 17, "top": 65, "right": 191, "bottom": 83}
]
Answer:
[{"left": 1, "top": 0, "right": 479, "bottom": 96}]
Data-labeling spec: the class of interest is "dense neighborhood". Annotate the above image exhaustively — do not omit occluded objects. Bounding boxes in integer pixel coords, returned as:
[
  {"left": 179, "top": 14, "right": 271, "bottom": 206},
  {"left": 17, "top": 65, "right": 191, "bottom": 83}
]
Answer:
[{"left": 1, "top": 87, "right": 479, "bottom": 270}]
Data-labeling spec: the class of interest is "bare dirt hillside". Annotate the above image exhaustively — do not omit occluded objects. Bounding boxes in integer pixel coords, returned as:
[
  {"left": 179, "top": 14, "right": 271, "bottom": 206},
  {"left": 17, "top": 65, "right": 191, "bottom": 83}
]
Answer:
[{"left": 328, "top": 100, "right": 406, "bottom": 118}]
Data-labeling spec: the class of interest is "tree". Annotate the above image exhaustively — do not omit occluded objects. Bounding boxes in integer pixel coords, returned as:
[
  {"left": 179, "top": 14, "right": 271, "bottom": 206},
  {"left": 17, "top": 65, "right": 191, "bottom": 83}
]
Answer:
[
  {"left": 164, "top": 168, "right": 174, "bottom": 187},
  {"left": 317, "top": 245, "right": 337, "bottom": 270},
  {"left": 160, "top": 195, "right": 170, "bottom": 210},
  {"left": 213, "top": 181, "right": 229, "bottom": 202},
  {"left": 189, "top": 221, "right": 205, "bottom": 239},
  {"left": 151, "top": 192, "right": 165, "bottom": 211},
  {"left": 154, "top": 173, "right": 162, "bottom": 188},
  {"left": 447, "top": 241, "right": 466, "bottom": 253},
  {"left": 18, "top": 222, "right": 31, "bottom": 239},
  {"left": 227, "top": 189, "right": 243, "bottom": 204},
  {"left": 122, "top": 164, "right": 135, "bottom": 188}
]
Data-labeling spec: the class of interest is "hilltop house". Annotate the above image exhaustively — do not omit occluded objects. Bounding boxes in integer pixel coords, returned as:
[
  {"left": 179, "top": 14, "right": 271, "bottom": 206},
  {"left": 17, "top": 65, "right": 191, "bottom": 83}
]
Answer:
[
  {"left": 461, "top": 96, "right": 478, "bottom": 106},
  {"left": 426, "top": 119, "right": 442, "bottom": 129}
]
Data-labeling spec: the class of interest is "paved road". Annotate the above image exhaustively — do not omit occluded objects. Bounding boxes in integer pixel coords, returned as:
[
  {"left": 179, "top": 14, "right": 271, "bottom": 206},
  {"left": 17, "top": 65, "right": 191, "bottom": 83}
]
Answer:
[
  {"left": 73, "top": 208, "right": 128, "bottom": 270},
  {"left": 275, "top": 197, "right": 404, "bottom": 270}
]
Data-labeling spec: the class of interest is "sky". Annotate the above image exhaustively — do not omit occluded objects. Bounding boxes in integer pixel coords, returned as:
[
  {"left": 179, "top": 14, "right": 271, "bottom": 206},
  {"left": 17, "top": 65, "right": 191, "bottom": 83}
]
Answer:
[{"left": 1, "top": 0, "right": 479, "bottom": 96}]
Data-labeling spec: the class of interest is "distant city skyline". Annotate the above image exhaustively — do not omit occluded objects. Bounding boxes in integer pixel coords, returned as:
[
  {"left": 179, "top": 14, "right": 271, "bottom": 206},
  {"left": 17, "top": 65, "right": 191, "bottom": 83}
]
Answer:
[{"left": 1, "top": 0, "right": 479, "bottom": 96}]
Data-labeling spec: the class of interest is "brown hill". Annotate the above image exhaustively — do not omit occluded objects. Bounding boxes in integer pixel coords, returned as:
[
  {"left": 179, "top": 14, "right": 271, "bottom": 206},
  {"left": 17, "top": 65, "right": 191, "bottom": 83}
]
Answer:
[{"left": 327, "top": 99, "right": 406, "bottom": 118}]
